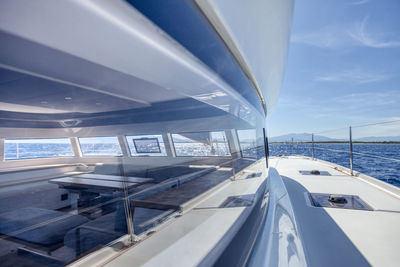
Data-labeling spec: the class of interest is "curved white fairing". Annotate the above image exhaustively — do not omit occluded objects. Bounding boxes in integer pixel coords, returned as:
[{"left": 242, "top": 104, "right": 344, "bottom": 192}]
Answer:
[{"left": 196, "top": 0, "right": 294, "bottom": 114}]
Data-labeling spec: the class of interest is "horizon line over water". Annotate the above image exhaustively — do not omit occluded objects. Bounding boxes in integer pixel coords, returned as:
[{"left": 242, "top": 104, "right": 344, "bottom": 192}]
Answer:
[
  {"left": 3, "top": 141, "right": 399, "bottom": 188},
  {"left": 269, "top": 143, "right": 400, "bottom": 188}
]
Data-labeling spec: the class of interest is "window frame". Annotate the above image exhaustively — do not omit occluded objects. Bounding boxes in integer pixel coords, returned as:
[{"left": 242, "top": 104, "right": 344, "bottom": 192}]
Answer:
[{"left": 126, "top": 134, "right": 167, "bottom": 157}]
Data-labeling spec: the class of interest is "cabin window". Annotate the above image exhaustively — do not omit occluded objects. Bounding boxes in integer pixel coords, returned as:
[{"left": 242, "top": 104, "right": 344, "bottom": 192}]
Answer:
[
  {"left": 126, "top": 135, "right": 167, "bottom": 156},
  {"left": 78, "top": 137, "right": 122, "bottom": 156},
  {"left": 172, "top": 131, "right": 230, "bottom": 157},
  {"left": 4, "top": 138, "right": 74, "bottom": 160}
]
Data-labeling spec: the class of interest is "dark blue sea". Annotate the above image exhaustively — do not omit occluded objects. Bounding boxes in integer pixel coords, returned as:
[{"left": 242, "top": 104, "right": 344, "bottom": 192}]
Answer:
[{"left": 269, "top": 143, "right": 400, "bottom": 187}]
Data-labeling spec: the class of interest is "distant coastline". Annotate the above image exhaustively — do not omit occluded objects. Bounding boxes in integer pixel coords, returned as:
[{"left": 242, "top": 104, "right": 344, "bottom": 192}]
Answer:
[
  {"left": 269, "top": 133, "right": 400, "bottom": 143},
  {"left": 270, "top": 141, "right": 400, "bottom": 144}
]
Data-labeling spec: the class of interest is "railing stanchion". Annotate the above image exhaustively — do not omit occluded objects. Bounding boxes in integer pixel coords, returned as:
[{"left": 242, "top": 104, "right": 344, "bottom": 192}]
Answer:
[
  {"left": 312, "top": 133, "right": 314, "bottom": 160},
  {"left": 263, "top": 128, "right": 269, "bottom": 168},
  {"left": 291, "top": 138, "right": 294, "bottom": 156},
  {"left": 349, "top": 126, "right": 353, "bottom": 176}
]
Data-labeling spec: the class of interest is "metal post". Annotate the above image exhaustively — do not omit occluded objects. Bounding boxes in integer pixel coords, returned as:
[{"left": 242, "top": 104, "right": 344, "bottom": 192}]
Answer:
[
  {"left": 263, "top": 128, "right": 268, "bottom": 168},
  {"left": 162, "top": 133, "right": 174, "bottom": 157},
  {"left": 118, "top": 157, "right": 135, "bottom": 243},
  {"left": 349, "top": 126, "right": 353, "bottom": 176},
  {"left": 70, "top": 137, "right": 82, "bottom": 157},
  {"left": 166, "top": 133, "right": 176, "bottom": 158},
  {"left": 312, "top": 133, "right": 314, "bottom": 160},
  {"left": 0, "top": 138, "right": 5, "bottom": 161},
  {"left": 291, "top": 138, "right": 294, "bottom": 156},
  {"left": 117, "top": 135, "right": 131, "bottom": 157},
  {"left": 234, "top": 130, "right": 243, "bottom": 158}
]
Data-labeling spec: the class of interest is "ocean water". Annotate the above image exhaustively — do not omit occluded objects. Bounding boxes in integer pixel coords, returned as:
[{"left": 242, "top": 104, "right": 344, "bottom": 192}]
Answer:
[
  {"left": 4, "top": 142, "right": 399, "bottom": 187},
  {"left": 269, "top": 143, "right": 400, "bottom": 187}
]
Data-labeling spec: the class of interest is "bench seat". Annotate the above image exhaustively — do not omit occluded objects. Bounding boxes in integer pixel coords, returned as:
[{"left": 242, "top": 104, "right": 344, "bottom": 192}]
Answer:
[{"left": 0, "top": 207, "right": 89, "bottom": 246}]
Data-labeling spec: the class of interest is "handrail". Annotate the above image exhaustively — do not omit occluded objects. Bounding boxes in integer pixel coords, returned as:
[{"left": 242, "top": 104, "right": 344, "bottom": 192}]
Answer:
[
  {"left": 280, "top": 119, "right": 400, "bottom": 176},
  {"left": 313, "top": 146, "right": 400, "bottom": 163},
  {"left": 352, "top": 119, "right": 400, "bottom": 128},
  {"left": 313, "top": 119, "right": 400, "bottom": 135}
]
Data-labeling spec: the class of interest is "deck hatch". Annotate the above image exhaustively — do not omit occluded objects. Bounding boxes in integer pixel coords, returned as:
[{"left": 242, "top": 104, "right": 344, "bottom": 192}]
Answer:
[
  {"left": 219, "top": 194, "right": 254, "bottom": 208},
  {"left": 299, "top": 170, "right": 331, "bottom": 176},
  {"left": 246, "top": 172, "right": 262, "bottom": 179},
  {"left": 309, "top": 193, "right": 373, "bottom": 211}
]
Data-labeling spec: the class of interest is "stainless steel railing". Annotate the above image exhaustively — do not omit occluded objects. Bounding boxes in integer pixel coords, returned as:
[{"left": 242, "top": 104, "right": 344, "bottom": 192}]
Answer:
[{"left": 308, "top": 119, "right": 400, "bottom": 176}]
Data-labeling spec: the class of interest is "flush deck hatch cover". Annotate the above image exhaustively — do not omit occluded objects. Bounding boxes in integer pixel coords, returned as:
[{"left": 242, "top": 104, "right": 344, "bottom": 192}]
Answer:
[
  {"left": 219, "top": 194, "right": 254, "bottom": 208},
  {"left": 309, "top": 193, "right": 373, "bottom": 211},
  {"left": 299, "top": 170, "right": 331, "bottom": 176}
]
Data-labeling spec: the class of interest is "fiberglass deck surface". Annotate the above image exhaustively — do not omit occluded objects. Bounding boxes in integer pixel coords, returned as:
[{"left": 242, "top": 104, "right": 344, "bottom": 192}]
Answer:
[{"left": 270, "top": 156, "right": 400, "bottom": 267}]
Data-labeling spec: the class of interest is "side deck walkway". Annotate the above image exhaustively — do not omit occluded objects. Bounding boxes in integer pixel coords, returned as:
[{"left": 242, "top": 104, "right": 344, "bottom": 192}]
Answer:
[{"left": 270, "top": 156, "right": 400, "bottom": 267}]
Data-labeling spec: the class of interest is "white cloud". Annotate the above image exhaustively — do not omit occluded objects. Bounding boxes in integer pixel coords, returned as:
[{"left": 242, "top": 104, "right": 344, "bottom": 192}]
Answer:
[
  {"left": 269, "top": 92, "right": 400, "bottom": 138},
  {"left": 290, "top": 25, "right": 350, "bottom": 48},
  {"left": 352, "top": 119, "right": 400, "bottom": 138},
  {"left": 314, "top": 69, "right": 391, "bottom": 84},
  {"left": 349, "top": 0, "right": 369, "bottom": 6},
  {"left": 347, "top": 16, "right": 400, "bottom": 48},
  {"left": 332, "top": 91, "right": 400, "bottom": 106},
  {"left": 292, "top": 16, "right": 400, "bottom": 49}
]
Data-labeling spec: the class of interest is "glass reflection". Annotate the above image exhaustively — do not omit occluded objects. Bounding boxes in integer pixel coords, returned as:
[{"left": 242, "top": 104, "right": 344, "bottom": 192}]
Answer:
[
  {"left": 0, "top": 2, "right": 267, "bottom": 266},
  {"left": 172, "top": 131, "right": 230, "bottom": 157}
]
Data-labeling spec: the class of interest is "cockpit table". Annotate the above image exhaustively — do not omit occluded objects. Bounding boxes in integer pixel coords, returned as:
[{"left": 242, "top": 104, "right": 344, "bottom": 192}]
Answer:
[
  {"left": 49, "top": 174, "right": 154, "bottom": 211},
  {"left": 73, "top": 174, "right": 154, "bottom": 185},
  {"left": 49, "top": 174, "right": 154, "bottom": 191}
]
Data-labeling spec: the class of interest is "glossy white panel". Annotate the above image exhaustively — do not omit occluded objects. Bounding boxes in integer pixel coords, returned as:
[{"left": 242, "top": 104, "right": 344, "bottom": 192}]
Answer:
[
  {"left": 247, "top": 168, "right": 307, "bottom": 267},
  {"left": 196, "top": 0, "right": 294, "bottom": 114}
]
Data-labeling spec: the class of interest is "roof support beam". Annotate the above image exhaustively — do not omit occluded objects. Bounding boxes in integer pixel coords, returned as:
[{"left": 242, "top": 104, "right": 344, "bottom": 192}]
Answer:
[
  {"left": 70, "top": 137, "right": 82, "bottom": 158},
  {"left": 163, "top": 133, "right": 176, "bottom": 158},
  {"left": 118, "top": 135, "right": 131, "bottom": 157},
  {"left": 0, "top": 138, "right": 4, "bottom": 161},
  {"left": 224, "top": 129, "right": 241, "bottom": 159}
]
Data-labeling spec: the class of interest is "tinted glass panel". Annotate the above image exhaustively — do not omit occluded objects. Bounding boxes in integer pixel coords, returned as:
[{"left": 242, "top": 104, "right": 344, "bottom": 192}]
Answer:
[
  {"left": 0, "top": 2, "right": 267, "bottom": 266},
  {"left": 127, "top": 0, "right": 264, "bottom": 113},
  {"left": 237, "top": 129, "right": 258, "bottom": 158}
]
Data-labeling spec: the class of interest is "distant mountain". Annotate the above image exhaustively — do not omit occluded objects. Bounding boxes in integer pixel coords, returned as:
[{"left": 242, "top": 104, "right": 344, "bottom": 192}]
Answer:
[
  {"left": 269, "top": 133, "right": 400, "bottom": 143},
  {"left": 268, "top": 133, "right": 340, "bottom": 142}
]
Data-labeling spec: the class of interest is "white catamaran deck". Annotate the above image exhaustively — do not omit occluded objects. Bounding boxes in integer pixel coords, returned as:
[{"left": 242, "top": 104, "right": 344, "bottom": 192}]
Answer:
[{"left": 270, "top": 156, "right": 400, "bottom": 267}]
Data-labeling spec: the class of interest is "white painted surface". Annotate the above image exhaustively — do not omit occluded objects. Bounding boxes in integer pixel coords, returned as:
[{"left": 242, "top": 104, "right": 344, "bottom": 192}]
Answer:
[
  {"left": 196, "top": 0, "right": 294, "bottom": 114},
  {"left": 247, "top": 168, "right": 307, "bottom": 267},
  {"left": 270, "top": 156, "right": 400, "bottom": 267}
]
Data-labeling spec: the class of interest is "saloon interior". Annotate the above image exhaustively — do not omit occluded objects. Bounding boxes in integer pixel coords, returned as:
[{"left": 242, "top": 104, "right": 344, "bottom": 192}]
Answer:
[
  {"left": 0, "top": 67, "right": 266, "bottom": 266},
  {"left": 0, "top": 66, "right": 266, "bottom": 266}
]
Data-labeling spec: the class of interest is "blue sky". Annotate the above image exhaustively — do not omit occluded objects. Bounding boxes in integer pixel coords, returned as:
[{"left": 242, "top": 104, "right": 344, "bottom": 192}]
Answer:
[{"left": 267, "top": 0, "right": 400, "bottom": 139}]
